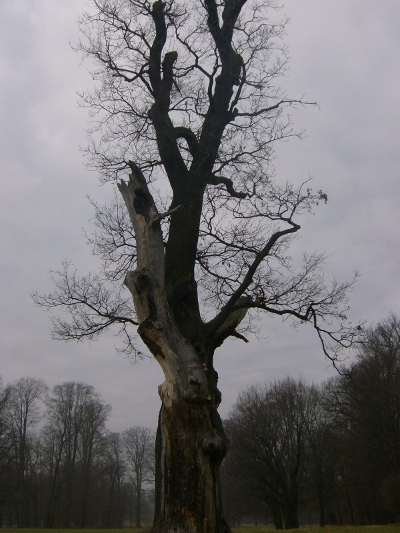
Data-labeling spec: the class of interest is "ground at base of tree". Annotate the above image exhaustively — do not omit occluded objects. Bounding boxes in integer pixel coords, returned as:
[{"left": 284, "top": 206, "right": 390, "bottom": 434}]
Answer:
[
  {"left": 0, "top": 527, "right": 150, "bottom": 533},
  {"left": 2, "top": 526, "right": 400, "bottom": 533},
  {"left": 234, "top": 526, "right": 400, "bottom": 533}
]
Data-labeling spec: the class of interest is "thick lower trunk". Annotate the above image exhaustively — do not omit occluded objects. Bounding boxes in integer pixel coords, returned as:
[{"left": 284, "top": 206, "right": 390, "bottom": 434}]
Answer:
[
  {"left": 318, "top": 487, "right": 326, "bottom": 527},
  {"left": 270, "top": 502, "right": 283, "bottom": 530},
  {"left": 136, "top": 487, "right": 141, "bottom": 528},
  {"left": 124, "top": 266, "right": 231, "bottom": 533},
  {"left": 347, "top": 491, "right": 355, "bottom": 526},
  {"left": 284, "top": 501, "right": 299, "bottom": 530},
  {"left": 152, "top": 399, "right": 231, "bottom": 533}
]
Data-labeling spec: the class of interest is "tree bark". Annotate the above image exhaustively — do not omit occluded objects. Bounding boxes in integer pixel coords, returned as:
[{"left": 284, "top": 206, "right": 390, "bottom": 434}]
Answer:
[
  {"left": 119, "top": 166, "right": 231, "bottom": 533},
  {"left": 153, "top": 390, "right": 230, "bottom": 533},
  {"left": 284, "top": 503, "right": 299, "bottom": 530},
  {"left": 317, "top": 483, "right": 326, "bottom": 527},
  {"left": 284, "top": 496, "right": 299, "bottom": 530},
  {"left": 270, "top": 502, "right": 284, "bottom": 530},
  {"left": 135, "top": 473, "right": 141, "bottom": 528}
]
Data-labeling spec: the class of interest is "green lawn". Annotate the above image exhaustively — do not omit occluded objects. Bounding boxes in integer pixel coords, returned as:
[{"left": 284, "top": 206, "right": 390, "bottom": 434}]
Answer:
[
  {"left": 233, "top": 527, "right": 400, "bottom": 533},
  {"left": 0, "top": 529, "right": 143, "bottom": 532},
  {"left": 0, "top": 524, "right": 400, "bottom": 533}
]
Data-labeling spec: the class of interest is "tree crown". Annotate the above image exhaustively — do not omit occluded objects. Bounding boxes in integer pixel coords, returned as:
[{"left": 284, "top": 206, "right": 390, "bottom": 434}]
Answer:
[{"left": 33, "top": 0, "right": 360, "bottom": 364}]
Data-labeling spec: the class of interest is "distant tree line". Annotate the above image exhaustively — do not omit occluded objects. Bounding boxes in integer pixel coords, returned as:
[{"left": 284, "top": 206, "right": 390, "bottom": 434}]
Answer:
[
  {"left": 222, "top": 314, "right": 400, "bottom": 529},
  {"left": 1, "top": 314, "right": 399, "bottom": 529},
  {"left": 0, "top": 379, "right": 155, "bottom": 528}
]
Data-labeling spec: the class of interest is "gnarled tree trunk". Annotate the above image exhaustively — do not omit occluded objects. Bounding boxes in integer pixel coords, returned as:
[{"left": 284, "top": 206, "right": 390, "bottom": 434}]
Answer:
[
  {"left": 153, "top": 383, "right": 229, "bottom": 533},
  {"left": 119, "top": 165, "right": 232, "bottom": 533}
]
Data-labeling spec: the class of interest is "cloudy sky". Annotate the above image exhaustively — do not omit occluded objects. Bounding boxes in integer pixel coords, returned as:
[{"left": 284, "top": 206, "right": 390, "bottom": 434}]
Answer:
[{"left": 1, "top": 0, "right": 399, "bottom": 431}]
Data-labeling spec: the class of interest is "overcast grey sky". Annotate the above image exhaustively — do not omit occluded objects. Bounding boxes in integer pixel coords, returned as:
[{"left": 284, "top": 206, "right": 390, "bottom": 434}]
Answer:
[{"left": 1, "top": 0, "right": 399, "bottom": 431}]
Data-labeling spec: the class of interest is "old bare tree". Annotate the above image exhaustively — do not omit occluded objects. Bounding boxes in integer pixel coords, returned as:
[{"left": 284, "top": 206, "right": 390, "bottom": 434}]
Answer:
[{"left": 33, "top": 1, "right": 359, "bottom": 532}]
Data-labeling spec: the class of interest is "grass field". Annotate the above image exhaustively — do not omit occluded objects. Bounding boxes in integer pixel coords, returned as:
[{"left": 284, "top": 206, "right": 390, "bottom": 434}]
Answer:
[
  {"left": 3, "top": 527, "right": 400, "bottom": 533},
  {"left": 234, "top": 526, "right": 400, "bottom": 533}
]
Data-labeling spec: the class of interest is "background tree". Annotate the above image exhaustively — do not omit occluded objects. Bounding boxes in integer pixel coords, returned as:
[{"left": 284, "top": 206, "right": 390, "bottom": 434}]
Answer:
[
  {"left": 22, "top": 432, "right": 44, "bottom": 527},
  {"left": 221, "top": 419, "right": 252, "bottom": 527},
  {"left": 33, "top": 1, "right": 360, "bottom": 531},
  {"left": 43, "top": 381, "right": 92, "bottom": 527},
  {"left": 123, "top": 426, "right": 155, "bottom": 527},
  {"left": 0, "top": 378, "right": 13, "bottom": 514},
  {"left": 6, "top": 377, "right": 47, "bottom": 527},
  {"left": 78, "top": 389, "right": 111, "bottom": 527},
  {"left": 302, "top": 383, "right": 337, "bottom": 528},
  {"left": 0, "top": 375, "right": 156, "bottom": 528},
  {"left": 325, "top": 314, "right": 400, "bottom": 524},
  {"left": 0, "top": 378, "right": 9, "bottom": 439},
  {"left": 43, "top": 381, "right": 111, "bottom": 527},
  {"left": 101, "top": 432, "right": 127, "bottom": 528},
  {"left": 229, "top": 379, "right": 313, "bottom": 529}
]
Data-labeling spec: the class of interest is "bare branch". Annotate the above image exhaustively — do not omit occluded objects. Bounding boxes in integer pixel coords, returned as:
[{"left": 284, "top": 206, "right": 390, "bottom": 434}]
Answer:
[
  {"left": 32, "top": 261, "right": 139, "bottom": 355},
  {"left": 207, "top": 173, "right": 247, "bottom": 199},
  {"left": 39, "top": 0, "right": 360, "bottom": 372},
  {"left": 207, "top": 222, "right": 300, "bottom": 336},
  {"left": 175, "top": 127, "right": 199, "bottom": 156},
  {"left": 150, "top": 204, "right": 183, "bottom": 226}
]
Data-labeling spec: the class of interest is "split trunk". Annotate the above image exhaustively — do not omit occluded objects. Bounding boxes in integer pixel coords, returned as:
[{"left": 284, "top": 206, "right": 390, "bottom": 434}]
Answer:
[{"left": 119, "top": 169, "right": 231, "bottom": 533}]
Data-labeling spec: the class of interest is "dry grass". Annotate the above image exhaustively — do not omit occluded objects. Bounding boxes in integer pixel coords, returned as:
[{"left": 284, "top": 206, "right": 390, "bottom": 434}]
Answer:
[
  {"left": 0, "top": 530, "right": 151, "bottom": 533},
  {"left": 233, "top": 526, "right": 400, "bottom": 533},
  {"left": 3, "top": 527, "right": 400, "bottom": 533}
]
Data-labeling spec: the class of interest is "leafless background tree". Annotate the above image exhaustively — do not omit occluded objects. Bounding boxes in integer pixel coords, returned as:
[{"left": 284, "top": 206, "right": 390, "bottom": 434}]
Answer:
[
  {"left": 0, "top": 317, "right": 399, "bottom": 527},
  {"left": 0, "top": 377, "right": 156, "bottom": 528},
  {"left": 324, "top": 314, "right": 400, "bottom": 525},
  {"left": 42, "top": 381, "right": 111, "bottom": 527},
  {"left": 6, "top": 378, "right": 48, "bottom": 527},
  {"left": 222, "top": 315, "right": 400, "bottom": 528},
  {"left": 123, "top": 426, "right": 155, "bottom": 527},
  {"left": 228, "top": 379, "right": 313, "bottom": 529}
]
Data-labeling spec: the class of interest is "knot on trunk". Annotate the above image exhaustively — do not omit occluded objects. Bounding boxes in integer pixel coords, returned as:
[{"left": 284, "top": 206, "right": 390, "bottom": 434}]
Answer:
[
  {"left": 125, "top": 270, "right": 153, "bottom": 295},
  {"left": 134, "top": 271, "right": 152, "bottom": 292},
  {"left": 183, "top": 369, "right": 208, "bottom": 404},
  {"left": 202, "top": 432, "right": 226, "bottom": 458}
]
